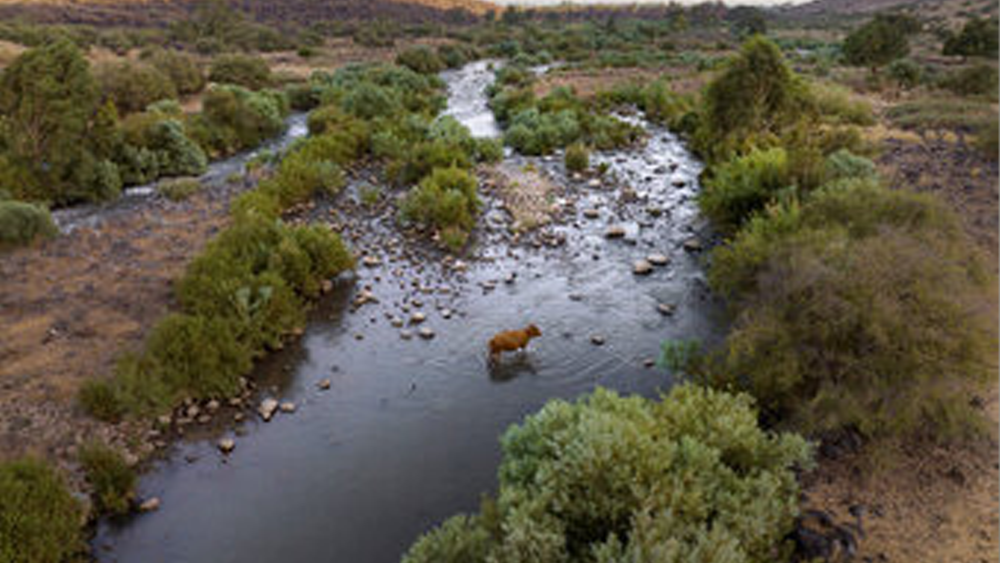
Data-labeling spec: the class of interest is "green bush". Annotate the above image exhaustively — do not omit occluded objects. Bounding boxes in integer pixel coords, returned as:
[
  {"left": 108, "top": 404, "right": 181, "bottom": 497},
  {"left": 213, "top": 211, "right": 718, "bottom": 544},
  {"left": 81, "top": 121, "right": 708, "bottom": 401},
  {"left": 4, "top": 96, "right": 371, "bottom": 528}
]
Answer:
[
  {"left": 564, "top": 142, "right": 590, "bottom": 173},
  {"left": 0, "top": 458, "right": 84, "bottom": 563},
  {"left": 0, "top": 201, "right": 58, "bottom": 251},
  {"left": 811, "top": 83, "right": 875, "bottom": 126},
  {"left": 438, "top": 43, "right": 479, "bottom": 69},
  {"left": 824, "top": 149, "right": 877, "bottom": 182},
  {"left": 696, "top": 36, "right": 813, "bottom": 162},
  {"left": 120, "top": 114, "right": 208, "bottom": 181},
  {"left": 976, "top": 117, "right": 998, "bottom": 161},
  {"left": 402, "top": 166, "right": 480, "bottom": 249},
  {"left": 887, "top": 59, "right": 923, "bottom": 90},
  {"left": 699, "top": 148, "right": 790, "bottom": 233},
  {"left": 943, "top": 17, "right": 999, "bottom": 59},
  {"left": 192, "top": 85, "right": 288, "bottom": 156},
  {"left": 404, "top": 385, "right": 812, "bottom": 563},
  {"left": 79, "top": 443, "right": 136, "bottom": 515},
  {"left": 142, "top": 49, "right": 206, "bottom": 96},
  {"left": 262, "top": 150, "right": 345, "bottom": 208},
  {"left": 706, "top": 180, "right": 993, "bottom": 438},
  {"left": 209, "top": 53, "right": 272, "bottom": 90},
  {"left": 79, "top": 379, "right": 124, "bottom": 422},
  {"left": 159, "top": 177, "right": 202, "bottom": 201},
  {"left": 842, "top": 14, "right": 912, "bottom": 75},
  {"left": 396, "top": 46, "right": 446, "bottom": 75},
  {"left": 96, "top": 60, "right": 177, "bottom": 115}
]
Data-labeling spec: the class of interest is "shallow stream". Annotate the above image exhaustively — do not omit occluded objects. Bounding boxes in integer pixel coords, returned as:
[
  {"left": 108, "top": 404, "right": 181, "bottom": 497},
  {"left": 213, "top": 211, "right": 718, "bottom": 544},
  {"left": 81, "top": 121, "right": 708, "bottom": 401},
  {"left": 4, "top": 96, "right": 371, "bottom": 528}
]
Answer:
[{"left": 93, "top": 61, "right": 724, "bottom": 563}]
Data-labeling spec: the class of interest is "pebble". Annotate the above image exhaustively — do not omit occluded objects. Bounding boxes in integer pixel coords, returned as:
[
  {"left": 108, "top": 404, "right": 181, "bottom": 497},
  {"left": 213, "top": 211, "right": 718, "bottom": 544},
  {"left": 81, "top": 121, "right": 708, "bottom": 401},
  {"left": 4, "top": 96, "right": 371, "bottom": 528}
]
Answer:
[
  {"left": 583, "top": 208, "right": 600, "bottom": 219},
  {"left": 280, "top": 401, "right": 296, "bottom": 413},
  {"left": 441, "top": 309, "right": 453, "bottom": 319},
  {"left": 317, "top": 378, "right": 331, "bottom": 390},
  {"left": 591, "top": 335, "right": 606, "bottom": 346},
  {"left": 605, "top": 225, "right": 626, "bottom": 239},
  {"left": 410, "top": 311, "right": 427, "bottom": 324},
  {"left": 390, "top": 317, "right": 404, "bottom": 328},
  {"left": 418, "top": 327, "right": 436, "bottom": 340},
  {"left": 258, "top": 398, "right": 279, "bottom": 422},
  {"left": 206, "top": 399, "right": 220, "bottom": 412},
  {"left": 139, "top": 497, "right": 161, "bottom": 512},
  {"left": 633, "top": 260, "right": 653, "bottom": 275},
  {"left": 647, "top": 254, "right": 670, "bottom": 266},
  {"left": 657, "top": 303, "right": 677, "bottom": 316},
  {"left": 362, "top": 256, "right": 381, "bottom": 267},
  {"left": 643, "top": 359, "right": 656, "bottom": 368},
  {"left": 683, "top": 238, "right": 703, "bottom": 252},
  {"left": 218, "top": 438, "right": 236, "bottom": 454},
  {"left": 400, "top": 329, "right": 414, "bottom": 340}
]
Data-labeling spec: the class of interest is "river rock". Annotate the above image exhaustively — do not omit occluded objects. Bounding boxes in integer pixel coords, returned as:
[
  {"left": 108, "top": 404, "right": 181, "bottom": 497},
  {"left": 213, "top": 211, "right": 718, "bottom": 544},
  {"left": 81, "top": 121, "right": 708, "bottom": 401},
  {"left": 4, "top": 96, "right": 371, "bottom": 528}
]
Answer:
[
  {"left": 218, "top": 438, "right": 235, "bottom": 454},
  {"left": 587, "top": 178, "right": 601, "bottom": 188},
  {"left": 280, "top": 401, "right": 296, "bottom": 413},
  {"left": 362, "top": 255, "right": 381, "bottom": 267},
  {"left": 185, "top": 404, "right": 200, "bottom": 419},
  {"left": 206, "top": 399, "right": 220, "bottom": 412},
  {"left": 258, "top": 398, "right": 279, "bottom": 421},
  {"left": 441, "top": 309, "right": 453, "bottom": 319},
  {"left": 657, "top": 303, "right": 676, "bottom": 316},
  {"left": 605, "top": 225, "right": 626, "bottom": 239},
  {"left": 156, "top": 415, "right": 172, "bottom": 427},
  {"left": 591, "top": 335, "right": 606, "bottom": 346},
  {"left": 400, "top": 329, "right": 414, "bottom": 340},
  {"left": 672, "top": 180, "right": 687, "bottom": 188},
  {"left": 410, "top": 311, "right": 427, "bottom": 324},
  {"left": 419, "top": 327, "right": 436, "bottom": 340},
  {"left": 683, "top": 238, "right": 703, "bottom": 252},
  {"left": 583, "top": 208, "right": 600, "bottom": 219},
  {"left": 317, "top": 378, "right": 331, "bottom": 390},
  {"left": 633, "top": 260, "right": 654, "bottom": 275},
  {"left": 647, "top": 254, "right": 670, "bottom": 266},
  {"left": 320, "top": 279, "right": 334, "bottom": 294},
  {"left": 390, "top": 316, "right": 404, "bottom": 328},
  {"left": 139, "top": 497, "right": 161, "bottom": 512}
]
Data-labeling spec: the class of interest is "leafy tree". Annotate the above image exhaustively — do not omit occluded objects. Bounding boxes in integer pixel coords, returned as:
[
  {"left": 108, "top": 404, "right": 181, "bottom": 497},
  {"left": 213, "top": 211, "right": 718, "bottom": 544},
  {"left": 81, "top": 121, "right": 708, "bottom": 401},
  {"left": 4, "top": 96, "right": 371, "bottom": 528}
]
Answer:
[
  {"left": 209, "top": 54, "right": 272, "bottom": 90},
  {"left": 0, "top": 458, "right": 84, "bottom": 563},
  {"left": 842, "top": 14, "right": 912, "bottom": 75},
  {"left": 943, "top": 17, "right": 999, "bottom": 60},
  {"left": 728, "top": 6, "right": 767, "bottom": 39},
  {"left": 0, "top": 39, "right": 107, "bottom": 204}
]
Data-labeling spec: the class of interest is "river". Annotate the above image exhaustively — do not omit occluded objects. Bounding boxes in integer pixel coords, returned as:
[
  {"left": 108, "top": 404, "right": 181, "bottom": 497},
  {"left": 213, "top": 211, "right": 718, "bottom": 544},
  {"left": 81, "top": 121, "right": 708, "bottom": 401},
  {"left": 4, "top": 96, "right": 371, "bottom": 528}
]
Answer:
[{"left": 93, "top": 61, "right": 723, "bottom": 563}]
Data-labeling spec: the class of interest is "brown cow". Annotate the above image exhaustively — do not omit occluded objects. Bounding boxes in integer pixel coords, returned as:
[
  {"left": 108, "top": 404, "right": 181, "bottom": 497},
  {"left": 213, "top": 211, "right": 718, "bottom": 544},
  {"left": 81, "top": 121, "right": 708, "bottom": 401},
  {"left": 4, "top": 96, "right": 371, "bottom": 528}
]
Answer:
[{"left": 488, "top": 324, "right": 542, "bottom": 363}]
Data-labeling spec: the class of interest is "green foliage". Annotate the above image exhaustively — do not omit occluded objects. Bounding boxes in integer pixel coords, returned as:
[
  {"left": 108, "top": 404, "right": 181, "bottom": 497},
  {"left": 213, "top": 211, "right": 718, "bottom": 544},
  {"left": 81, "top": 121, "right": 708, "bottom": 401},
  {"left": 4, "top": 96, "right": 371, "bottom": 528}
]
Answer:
[
  {"left": 887, "top": 59, "right": 923, "bottom": 90},
  {"left": 79, "top": 380, "right": 124, "bottom": 422},
  {"left": 824, "top": 149, "right": 876, "bottom": 182},
  {"left": 78, "top": 443, "right": 136, "bottom": 515},
  {"left": 96, "top": 60, "right": 177, "bottom": 115},
  {"left": 842, "top": 14, "right": 912, "bottom": 74},
  {"left": 402, "top": 166, "right": 480, "bottom": 249},
  {"left": 811, "top": 83, "right": 874, "bottom": 126},
  {"left": 0, "top": 38, "right": 112, "bottom": 204},
  {"left": 564, "top": 142, "right": 590, "bottom": 173},
  {"left": 699, "top": 148, "right": 790, "bottom": 233},
  {"left": 118, "top": 113, "right": 208, "bottom": 183},
  {"left": 706, "top": 180, "right": 993, "bottom": 438},
  {"left": 976, "top": 117, "right": 998, "bottom": 161},
  {"left": 0, "top": 458, "right": 83, "bottom": 563},
  {"left": 939, "top": 64, "right": 999, "bottom": 98},
  {"left": 159, "top": 177, "right": 203, "bottom": 202},
  {"left": 696, "top": 36, "right": 813, "bottom": 162},
  {"left": 209, "top": 53, "right": 272, "bottom": 90},
  {"left": 438, "top": 43, "right": 479, "bottom": 69},
  {"left": 0, "top": 201, "right": 58, "bottom": 251},
  {"left": 142, "top": 49, "right": 206, "bottom": 96},
  {"left": 260, "top": 149, "right": 346, "bottom": 208},
  {"left": 192, "top": 85, "right": 288, "bottom": 156},
  {"left": 404, "top": 385, "right": 812, "bottom": 563},
  {"left": 396, "top": 46, "right": 446, "bottom": 75},
  {"left": 943, "top": 17, "right": 999, "bottom": 59}
]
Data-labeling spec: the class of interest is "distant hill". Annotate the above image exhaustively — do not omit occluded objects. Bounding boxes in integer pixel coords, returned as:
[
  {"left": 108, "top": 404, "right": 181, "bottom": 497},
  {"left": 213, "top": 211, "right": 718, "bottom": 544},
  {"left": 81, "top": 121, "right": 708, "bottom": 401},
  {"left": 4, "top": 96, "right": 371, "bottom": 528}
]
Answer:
[
  {"left": 0, "top": 0, "right": 498, "bottom": 27},
  {"left": 783, "top": 0, "right": 997, "bottom": 27}
]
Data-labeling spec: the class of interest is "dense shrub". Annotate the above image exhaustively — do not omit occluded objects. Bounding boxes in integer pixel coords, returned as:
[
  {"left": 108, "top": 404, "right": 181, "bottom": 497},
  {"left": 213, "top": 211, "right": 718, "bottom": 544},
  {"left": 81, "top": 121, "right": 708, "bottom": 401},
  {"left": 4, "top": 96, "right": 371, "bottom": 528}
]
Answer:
[
  {"left": 401, "top": 166, "right": 480, "bottom": 250},
  {"left": 0, "top": 201, "right": 58, "bottom": 250},
  {"left": 564, "top": 142, "right": 590, "bottom": 172},
  {"left": 824, "top": 149, "right": 876, "bottom": 182},
  {"left": 696, "top": 36, "right": 813, "bottom": 162},
  {"left": 404, "top": 385, "right": 812, "bottom": 563},
  {"left": 142, "top": 49, "right": 206, "bottom": 96},
  {"left": 887, "top": 59, "right": 923, "bottom": 90},
  {"left": 437, "top": 43, "right": 479, "bottom": 68},
  {"left": 976, "top": 117, "right": 998, "bottom": 160},
  {"left": 699, "top": 148, "right": 790, "bottom": 232},
  {"left": 261, "top": 149, "right": 346, "bottom": 208},
  {"left": 706, "top": 180, "right": 993, "bottom": 438},
  {"left": 0, "top": 39, "right": 119, "bottom": 204},
  {"left": 191, "top": 85, "right": 288, "bottom": 156},
  {"left": 0, "top": 458, "right": 84, "bottom": 563},
  {"left": 396, "top": 46, "right": 446, "bottom": 75},
  {"left": 209, "top": 54, "right": 272, "bottom": 90},
  {"left": 842, "top": 14, "right": 912, "bottom": 75},
  {"left": 79, "top": 443, "right": 136, "bottom": 515},
  {"left": 943, "top": 17, "right": 999, "bottom": 59},
  {"left": 120, "top": 114, "right": 209, "bottom": 181},
  {"left": 96, "top": 61, "right": 177, "bottom": 115},
  {"left": 811, "top": 83, "right": 874, "bottom": 126}
]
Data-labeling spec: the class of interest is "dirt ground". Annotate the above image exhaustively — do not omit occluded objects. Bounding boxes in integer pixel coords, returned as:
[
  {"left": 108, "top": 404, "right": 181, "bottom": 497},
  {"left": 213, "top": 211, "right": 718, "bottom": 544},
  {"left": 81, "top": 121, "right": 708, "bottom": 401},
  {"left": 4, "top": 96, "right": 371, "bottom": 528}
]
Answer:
[{"left": 0, "top": 186, "right": 236, "bottom": 474}]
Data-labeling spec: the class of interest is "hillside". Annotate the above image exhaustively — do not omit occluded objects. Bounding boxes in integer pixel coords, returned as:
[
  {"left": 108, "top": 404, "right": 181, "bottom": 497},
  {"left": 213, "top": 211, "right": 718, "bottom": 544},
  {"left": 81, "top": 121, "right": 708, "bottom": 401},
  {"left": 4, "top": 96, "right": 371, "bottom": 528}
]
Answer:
[
  {"left": 0, "top": 0, "right": 497, "bottom": 26},
  {"left": 785, "top": 0, "right": 997, "bottom": 26}
]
